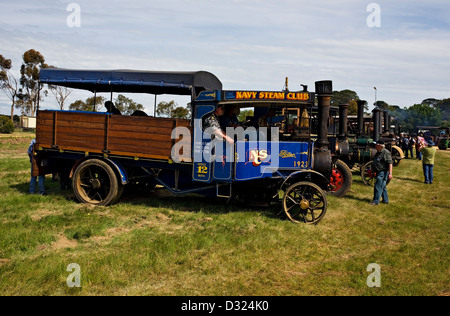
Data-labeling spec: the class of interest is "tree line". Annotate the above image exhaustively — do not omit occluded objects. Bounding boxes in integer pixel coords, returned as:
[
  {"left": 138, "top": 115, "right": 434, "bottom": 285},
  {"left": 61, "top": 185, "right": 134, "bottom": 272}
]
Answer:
[
  {"left": 331, "top": 90, "right": 449, "bottom": 133},
  {"left": 0, "top": 49, "right": 191, "bottom": 121}
]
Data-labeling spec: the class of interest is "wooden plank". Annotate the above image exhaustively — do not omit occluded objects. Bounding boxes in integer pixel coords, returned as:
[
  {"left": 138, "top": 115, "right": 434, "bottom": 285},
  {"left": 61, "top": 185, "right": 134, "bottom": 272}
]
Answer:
[
  {"left": 56, "top": 112, "right": 107, "bottom": 124},
  {"left": 55, "top": 120, "right": 106, "bottom": 130},
  {"left": 109, "top": 124, "right": 173, "bottom": 135},
  {"left": 39, "top": 125, "right": 106, "bottom": 137},
  {"left": 53, "top": 111, "right": 58, "bottom": 145},
  {"left": 111, "top": 116, "right": 175, "bottom": 128},
  {"left": 55, "top": 139, "right": 105, "bottom": 152},
  {"left": 105, "top": 114, "right": 110, "bottom": 153},
  {"left": 36, "top": 118, "right": 55, "bottom": 127},
  {"left": 108, "top": 143, "right": 171, "bottom": 157},
  {"left": 36, "top": 135, "right": 53, "bottom": 146},
  {"left": 56, "top": 132, "right": 105, "bottom": 144},
  {"left": 37, "top": 111, "right": 55, "bottom": 120},
  {"left": 108, "top": 136, "right": 172, "bottom": 150},
  {"left": 108, "top": 130, "right": 172, "bottom": 142},
  {"left": 110, "top": 115, "right": 188, "bottom": 128},
  {"left": 108, "top": 150, "right": 171, "bottom": 161}
]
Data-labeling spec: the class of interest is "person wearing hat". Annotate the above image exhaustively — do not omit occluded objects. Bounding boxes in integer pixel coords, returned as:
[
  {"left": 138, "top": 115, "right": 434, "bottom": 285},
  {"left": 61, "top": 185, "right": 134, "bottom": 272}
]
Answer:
[
  {"left": 370, "top": 140, "right": 393, "bottom": 205},
  {"left": 420, "top": 140, "right": 437, "bottom": 184}
]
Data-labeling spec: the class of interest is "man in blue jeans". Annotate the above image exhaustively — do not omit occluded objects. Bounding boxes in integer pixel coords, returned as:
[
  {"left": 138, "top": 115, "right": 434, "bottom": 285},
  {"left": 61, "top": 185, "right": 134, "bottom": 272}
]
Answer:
[
  {"left": 420, "top": 140, "right": 437, "bottom": 184},
  {"left": 28, "top": 139, "right": 46, "bottom": 195},
  {"left": 370, "top": 141, "right": 393, "bottom": 205}
]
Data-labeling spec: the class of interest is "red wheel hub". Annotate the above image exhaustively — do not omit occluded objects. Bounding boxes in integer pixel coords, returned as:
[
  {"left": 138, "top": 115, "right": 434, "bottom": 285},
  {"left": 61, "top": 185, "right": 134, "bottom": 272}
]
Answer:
[{"left": 330, "top": 169, "right": 344, "bottom": 191}]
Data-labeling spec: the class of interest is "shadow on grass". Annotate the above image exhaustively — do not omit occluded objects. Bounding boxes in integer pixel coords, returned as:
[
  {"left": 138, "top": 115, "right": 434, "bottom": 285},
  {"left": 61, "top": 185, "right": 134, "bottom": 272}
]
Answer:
[
  {"left": 394, "top": 176, "right": 425, "bottom": 184},
  {"left": 11, "top": 181, "right": 285, "bottom": 221},
  {"left": 119, "top": 187, "right": 284, "bottom": 221},
  {"left": 340, "top": 194, "right": 372, "bottom": 204}
]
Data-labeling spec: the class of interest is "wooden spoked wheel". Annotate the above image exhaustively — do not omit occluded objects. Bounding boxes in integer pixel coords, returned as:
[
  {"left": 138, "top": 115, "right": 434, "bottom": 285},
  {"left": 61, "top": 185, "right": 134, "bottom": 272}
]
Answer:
[
  {"left": 283, "top": 182, "right": 327, "bottom": 225},
  {"left": 73, "top": 159, "right": 121, "bottom": 206},
  {"left": 361, "top": 161, "right": 376, "bottom": 186}
]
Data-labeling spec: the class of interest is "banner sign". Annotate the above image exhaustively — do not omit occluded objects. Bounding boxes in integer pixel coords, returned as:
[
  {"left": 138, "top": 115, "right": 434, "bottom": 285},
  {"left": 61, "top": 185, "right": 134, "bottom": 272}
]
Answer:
[{"left": 224, "top": 91, "right": 313, "bottom": 102}]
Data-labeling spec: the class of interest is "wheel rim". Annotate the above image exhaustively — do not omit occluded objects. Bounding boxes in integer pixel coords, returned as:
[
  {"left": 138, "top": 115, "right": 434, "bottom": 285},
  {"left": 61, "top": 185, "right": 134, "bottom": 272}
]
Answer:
[
  {"left": 76, "top": 164, "right": 112, "bottom": 204},
  {"left": 330, "top": 168, "right": 344, "bottom": 191},
  {"left": 361, "top": 162, "right": 375, "bottom": 186},
  {"left": 283, "top": 183, "right": 327, "bottom": 225},
  {"left": 391, "top": 146, "right": 404, "bottom": 167}
]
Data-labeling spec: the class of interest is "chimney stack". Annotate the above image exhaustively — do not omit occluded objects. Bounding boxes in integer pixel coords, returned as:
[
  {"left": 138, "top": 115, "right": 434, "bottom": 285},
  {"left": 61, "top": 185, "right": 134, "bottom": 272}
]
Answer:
[
  {"left": 357, "top": 100, "right": 367, "bottom": 136},
  {"left": 338, "top": 104, "right": 349, "bottom": 139}
]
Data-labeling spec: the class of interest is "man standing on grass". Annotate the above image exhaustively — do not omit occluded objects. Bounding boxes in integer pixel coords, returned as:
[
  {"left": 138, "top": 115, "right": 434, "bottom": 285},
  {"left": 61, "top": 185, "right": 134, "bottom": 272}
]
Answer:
[
  {"left": 370, "top": 141, "right": 393, "bottom": 206},
  {"left": 420, "top": 140, "right": 437, "bottom": 184},
  {"left": 27, "top": 139, "right": 46, "bottom": 195}
]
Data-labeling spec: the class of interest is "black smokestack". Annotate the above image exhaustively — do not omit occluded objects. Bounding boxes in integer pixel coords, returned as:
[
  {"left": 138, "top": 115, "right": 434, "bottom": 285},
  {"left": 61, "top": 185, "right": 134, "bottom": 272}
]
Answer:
[
  {"left": 338, "top": 104, "right": 349, "bottom": 139},
  {"left": 357, "top": 100, "right": 366, "bottom": 136},
  {"left": 373, "top": 108, "right": 382, "bottom": 142},
  {"left": 313, "top": 80, "right": 333, "bottom": 178},
  {"left": 383, "top": 110, "right": 391, "bottom": 133},
  {"left": 315, "top": 81, "right": 332, "bottom": 148}
]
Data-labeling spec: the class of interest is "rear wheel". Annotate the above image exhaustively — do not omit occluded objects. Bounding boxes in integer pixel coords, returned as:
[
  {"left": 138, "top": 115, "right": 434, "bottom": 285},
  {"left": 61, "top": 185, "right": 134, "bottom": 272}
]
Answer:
[
  {"left": 329, "top": 159, "right": 352, "bottom": 197},
  {"left": 73, "top": 159, "right": 120, "bottom": 206},
  {"left": 283, "top": 182, "right": 327, "bottom": 225}
]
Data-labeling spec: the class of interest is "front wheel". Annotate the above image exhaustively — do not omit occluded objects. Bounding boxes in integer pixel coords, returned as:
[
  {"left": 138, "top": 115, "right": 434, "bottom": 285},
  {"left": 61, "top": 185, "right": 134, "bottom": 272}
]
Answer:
[
  {"left": 361, "top": 161, "right": 376, "bottom": 186},
  {"left": 72, "top": 159, "right": 120, "bottom": 206},
  {"left": 283, "top": 182, "right": 327, "bottom": 225},
  {"left": 361, "top": 161, "right": 391, "bottom": 187}
]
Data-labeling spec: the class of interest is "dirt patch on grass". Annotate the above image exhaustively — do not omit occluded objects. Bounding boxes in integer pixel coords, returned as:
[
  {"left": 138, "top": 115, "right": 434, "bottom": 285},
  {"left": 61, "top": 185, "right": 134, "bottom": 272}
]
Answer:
[
  {"left": 31, "top": 209, "right": 63, "bottom": 221},
  {"left": 51, "top": 233, "right": 78, "bottom": 250},
  {"left": 89, "top": 213, "right": 183, "bottom": 245},
  {"left": 0, "top": 151, "right": 28, "bottom": 159},
  {"left": 0, "top": 137, "right": 32, "bottom": 144},
  {"left": 90, "top": 226, "right": 134, "bottom": 244},
  {"left": 0, "top": 259, "right": 11, "bottom": 267}
]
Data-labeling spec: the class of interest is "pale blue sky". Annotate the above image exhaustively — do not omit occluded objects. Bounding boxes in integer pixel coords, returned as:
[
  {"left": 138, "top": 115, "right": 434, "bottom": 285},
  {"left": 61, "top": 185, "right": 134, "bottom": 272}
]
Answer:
[{"left": 1, "top": 0, "right": 449, "bottom": 115}]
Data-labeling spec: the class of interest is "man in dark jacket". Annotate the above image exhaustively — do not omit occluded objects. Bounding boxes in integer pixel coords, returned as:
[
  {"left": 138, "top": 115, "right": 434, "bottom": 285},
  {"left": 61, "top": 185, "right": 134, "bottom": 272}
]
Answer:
[
  {"left": 370, "top": 141, "right": 393, "bottom": 205},
  {"left": 28, "top": 139, "right": 46, "bottom": 195}
]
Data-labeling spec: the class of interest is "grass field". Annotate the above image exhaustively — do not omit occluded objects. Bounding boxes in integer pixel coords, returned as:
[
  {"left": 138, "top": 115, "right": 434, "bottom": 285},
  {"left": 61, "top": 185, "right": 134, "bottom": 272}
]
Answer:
[{"left": 0, "top": 132, "right": 449, "bottom": 296}]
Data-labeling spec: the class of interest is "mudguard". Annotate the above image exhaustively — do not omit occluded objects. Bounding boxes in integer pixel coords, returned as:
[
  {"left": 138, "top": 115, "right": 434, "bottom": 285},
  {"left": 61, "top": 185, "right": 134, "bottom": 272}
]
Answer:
[
  {"left": 279, "top": 170, "right": 330, "bottom": 192},
  {"left": 70, "top": 156, "right": 128, "bottom": 185}
]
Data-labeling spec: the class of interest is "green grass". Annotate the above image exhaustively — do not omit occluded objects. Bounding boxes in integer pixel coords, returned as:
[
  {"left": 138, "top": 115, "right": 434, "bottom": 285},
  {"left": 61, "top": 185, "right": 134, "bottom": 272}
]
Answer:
[{"left": 0, "top": 132, "right": 449, "bottom": 296}]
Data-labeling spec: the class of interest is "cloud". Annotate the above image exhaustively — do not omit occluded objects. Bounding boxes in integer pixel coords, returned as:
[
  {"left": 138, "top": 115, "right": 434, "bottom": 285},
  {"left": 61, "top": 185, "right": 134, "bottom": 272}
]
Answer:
[{"left": 1, "top": 0, "right": 450, "bottom": 116}]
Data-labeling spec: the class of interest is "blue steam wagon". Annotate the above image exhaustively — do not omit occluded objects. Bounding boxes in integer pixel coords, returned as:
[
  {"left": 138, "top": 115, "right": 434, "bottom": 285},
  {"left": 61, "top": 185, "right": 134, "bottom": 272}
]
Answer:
[{"left": 36, "top": 69, "right": 335, "bottom": 224}]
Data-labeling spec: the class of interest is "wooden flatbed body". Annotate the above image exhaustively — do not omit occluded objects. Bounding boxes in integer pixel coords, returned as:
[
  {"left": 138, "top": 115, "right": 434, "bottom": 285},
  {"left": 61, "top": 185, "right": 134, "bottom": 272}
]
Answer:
[{"left": 36, "top": 110, "right": 192, "bottom": 162}]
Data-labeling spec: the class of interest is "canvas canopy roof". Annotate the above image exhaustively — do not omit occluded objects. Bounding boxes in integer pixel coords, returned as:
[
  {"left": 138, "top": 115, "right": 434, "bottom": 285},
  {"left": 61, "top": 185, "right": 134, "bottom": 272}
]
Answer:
[{"left": 39, "top": 68, "right": 222, "bottom": 97}]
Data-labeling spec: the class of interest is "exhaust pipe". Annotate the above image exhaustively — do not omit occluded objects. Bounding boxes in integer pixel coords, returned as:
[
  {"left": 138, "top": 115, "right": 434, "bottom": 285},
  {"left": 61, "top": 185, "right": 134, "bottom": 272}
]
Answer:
[
  {"left": 314, "top": 81, "right": 333, "bottom": 177},
  {"left": 372, "top": 108, "right": 382, "bottom": 142},
  {"left": 357, "top": 100, "right": 366, "bottom": 136},
  {"left": 315, "top": 81, "right": 332, "bottom": 149},
  {"left": 383, "top": 110, "right": 391, "bottom": 133},
  {"left": 338, "top": 103, "right": 349, "bottom": 139}
]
